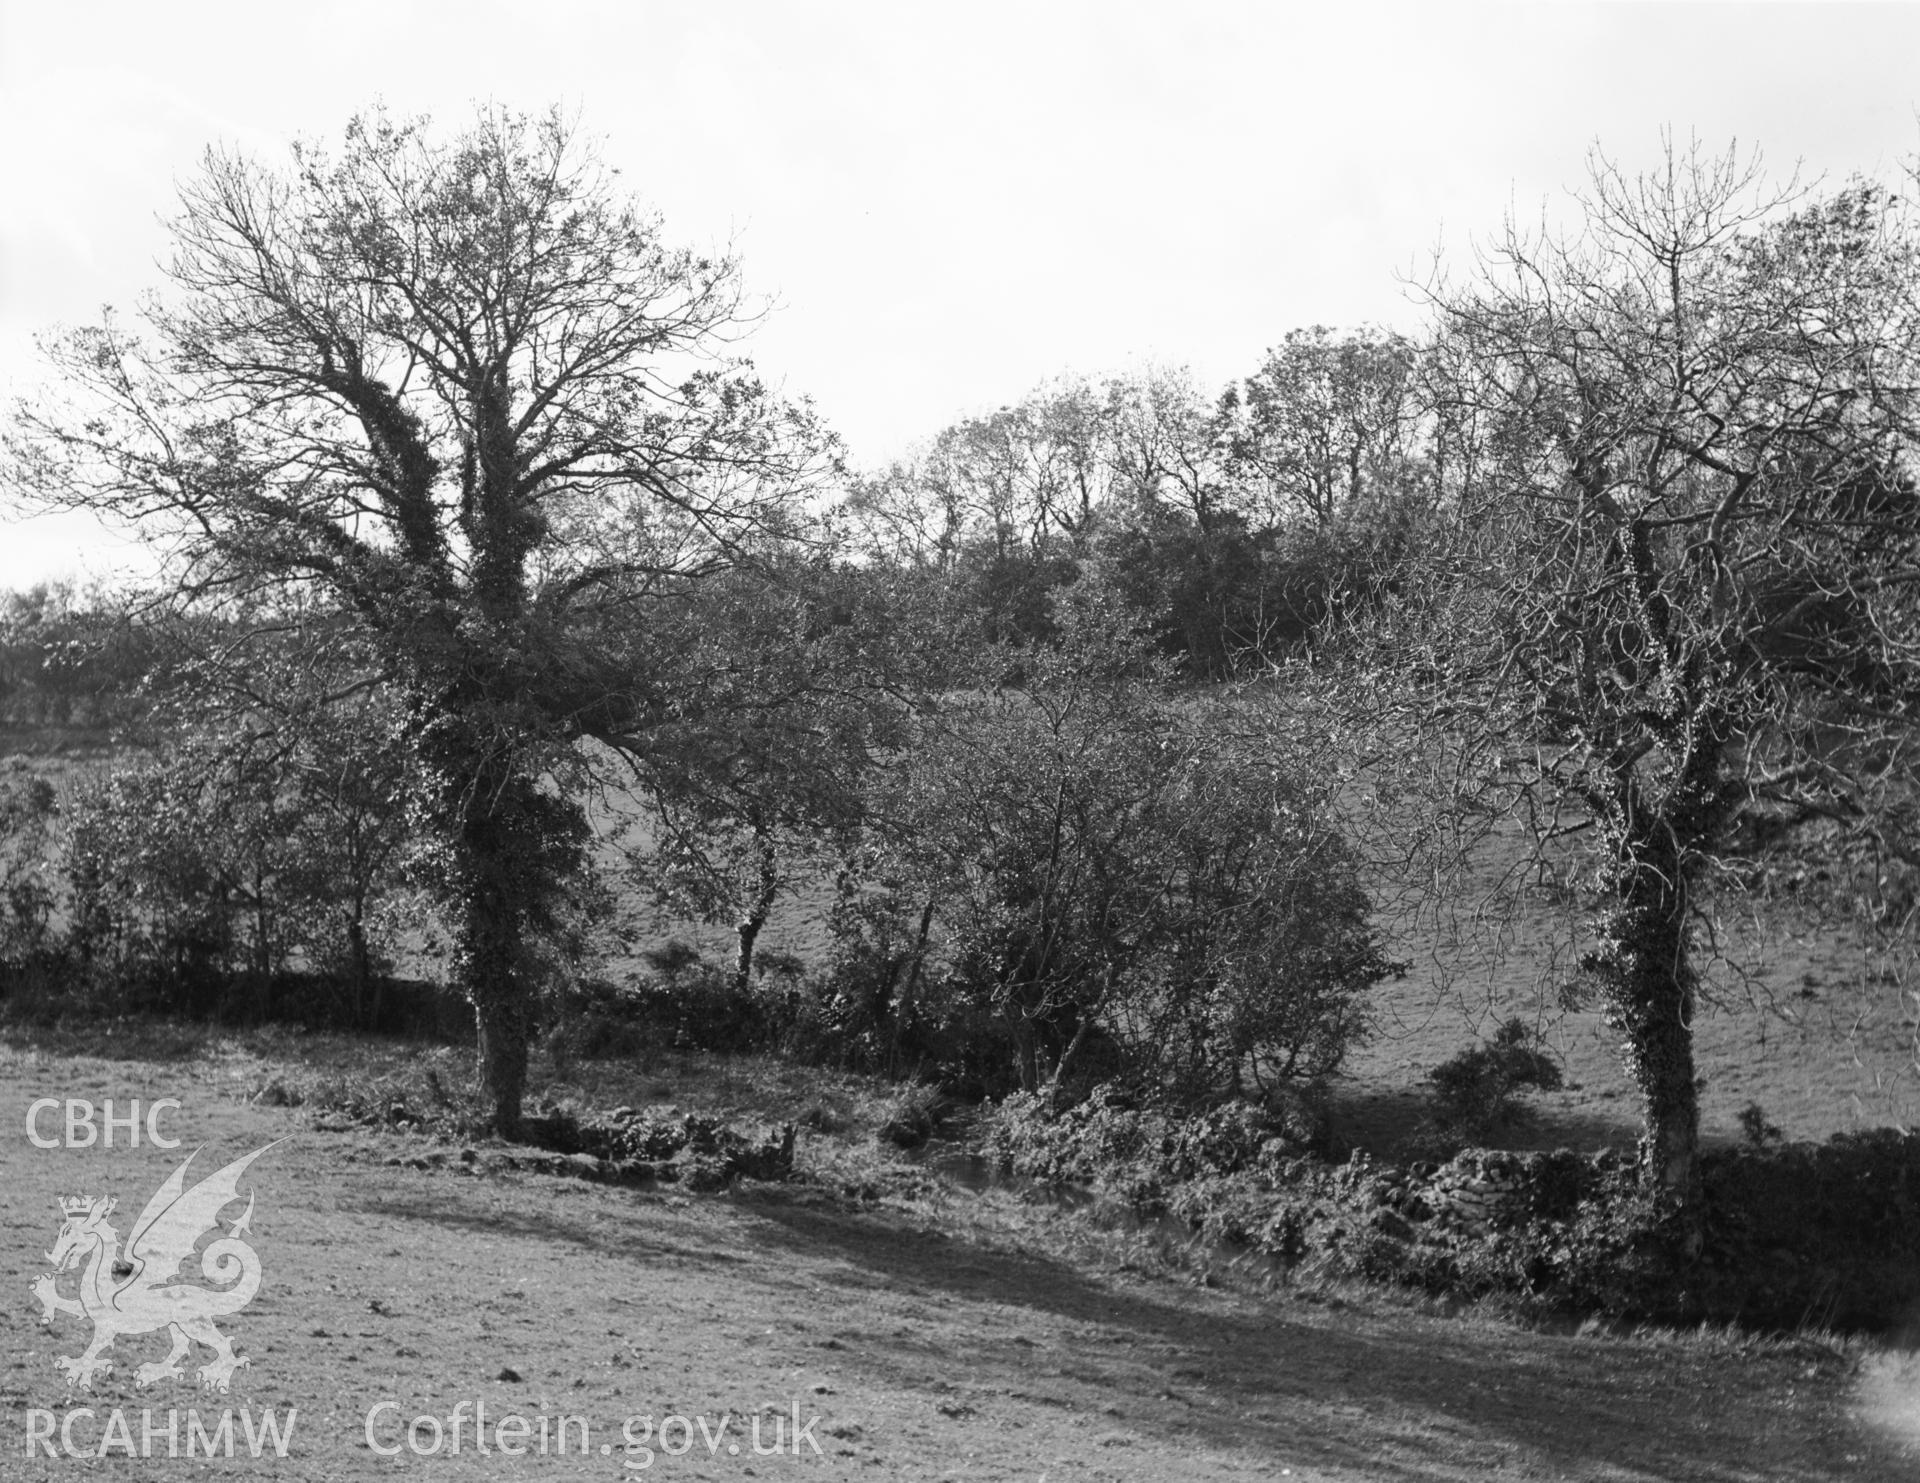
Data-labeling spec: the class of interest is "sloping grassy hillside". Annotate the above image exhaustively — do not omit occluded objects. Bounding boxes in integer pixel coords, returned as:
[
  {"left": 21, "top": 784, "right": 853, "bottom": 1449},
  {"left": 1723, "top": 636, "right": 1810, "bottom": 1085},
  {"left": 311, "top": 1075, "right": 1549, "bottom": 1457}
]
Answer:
[
  {"left": 582, "top": 782, "right": 1918, "bottom": 1155},
  {"left": 1339, "top": 813, "right": 1919, "bottom": 1155}
]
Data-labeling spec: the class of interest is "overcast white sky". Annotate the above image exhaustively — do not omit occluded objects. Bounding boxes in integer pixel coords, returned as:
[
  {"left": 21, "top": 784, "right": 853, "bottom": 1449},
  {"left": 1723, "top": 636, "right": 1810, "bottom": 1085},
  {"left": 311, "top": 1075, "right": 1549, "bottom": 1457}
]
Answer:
[{"left": 3, "top": 1, "right": 1918, "bottom": 589}]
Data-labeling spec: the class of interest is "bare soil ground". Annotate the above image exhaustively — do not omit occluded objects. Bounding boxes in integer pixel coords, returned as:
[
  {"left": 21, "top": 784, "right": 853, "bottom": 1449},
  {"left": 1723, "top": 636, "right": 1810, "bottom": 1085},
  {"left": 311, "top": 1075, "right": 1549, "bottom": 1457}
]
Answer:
[{"left": 5, "top": 1035, "right": 1918, "bottom": 1481}]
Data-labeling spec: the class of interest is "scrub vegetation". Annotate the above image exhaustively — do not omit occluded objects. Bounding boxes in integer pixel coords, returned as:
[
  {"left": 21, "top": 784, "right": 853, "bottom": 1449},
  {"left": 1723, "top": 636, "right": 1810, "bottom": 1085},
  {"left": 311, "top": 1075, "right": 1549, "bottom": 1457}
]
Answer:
[{"left": 4, "top": 104, "right": 1920, "bottom": 1476}]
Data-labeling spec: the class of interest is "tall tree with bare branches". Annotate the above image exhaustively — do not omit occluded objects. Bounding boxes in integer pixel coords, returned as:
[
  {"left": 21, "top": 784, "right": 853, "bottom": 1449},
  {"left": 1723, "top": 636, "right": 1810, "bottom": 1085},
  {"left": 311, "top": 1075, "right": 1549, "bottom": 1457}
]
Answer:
[
  {"left": 1389, "top": 143, "right": 1920, "bottom": 1232},
  {"left": 4, "top": 106, "right": 837, "bottom": 1133}
]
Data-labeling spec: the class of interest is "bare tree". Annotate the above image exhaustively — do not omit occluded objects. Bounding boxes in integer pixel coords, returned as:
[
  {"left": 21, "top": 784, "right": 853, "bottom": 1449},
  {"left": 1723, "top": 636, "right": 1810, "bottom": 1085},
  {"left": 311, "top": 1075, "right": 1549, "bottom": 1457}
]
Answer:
[
  {"left": 3, "top": 106, "right": 836, "bottom": 1133},
  {"left": 1384, "top": 142, "right": 1920, "bottom": 1232},
  {"left": 844, "top": 368, "right": 1226, "bottom": 571}
]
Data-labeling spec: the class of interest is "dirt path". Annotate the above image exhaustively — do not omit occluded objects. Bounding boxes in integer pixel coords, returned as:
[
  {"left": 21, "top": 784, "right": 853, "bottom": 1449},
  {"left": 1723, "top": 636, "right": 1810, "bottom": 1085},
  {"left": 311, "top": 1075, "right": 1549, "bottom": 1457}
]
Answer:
[{"left": 2, "top": 1053, "right": 1912, "bottom": 1480}]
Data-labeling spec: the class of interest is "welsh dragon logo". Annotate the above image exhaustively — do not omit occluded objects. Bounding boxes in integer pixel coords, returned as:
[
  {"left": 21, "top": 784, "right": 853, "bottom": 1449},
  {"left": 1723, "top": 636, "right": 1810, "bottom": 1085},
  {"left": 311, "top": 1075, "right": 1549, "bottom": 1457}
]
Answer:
[{"left": 30, "top": 1142, "right": 281, "bottom": 1392}]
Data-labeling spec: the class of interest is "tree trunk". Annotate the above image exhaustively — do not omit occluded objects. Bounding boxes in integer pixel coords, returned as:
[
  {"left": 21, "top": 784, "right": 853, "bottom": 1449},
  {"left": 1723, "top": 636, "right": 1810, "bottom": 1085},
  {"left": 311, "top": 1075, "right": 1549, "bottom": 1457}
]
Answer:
[
  {"left": 1601, "top": 888, "right": 1699, "bottom": 1180},
  {"left": 465, "top": 873, "right": 530, "bottom": 1141},
  {"left": 732, "top": 827, "right": 781, "bottom": 996},
  {"left": 886, "top": 896, "right": 936, "bottom": 1079},
  {"left": 346, "top": 917, "right": 371, "bottom": 1028},
  {"left": 1012, "top": 1019, "right": 1039, "bottom": 1094},
  {"left": 1588, "top": 792, "right": 1706, "bottom": 1252},
  {"left": 733, "top": 913, "right": 764, "bottom": 998},
  {"left": 1632, "top": 986, "right": 1701, "bottom": 1203},
  {"left": 1048, "top": 1014, "right": 1092, "bottom": 1090},
  {"left": 473, "top": 991, "right": 530, "bottom": 1139},
  {"left": 446, "top": 755, "right": 564, "bottom": 1143}
]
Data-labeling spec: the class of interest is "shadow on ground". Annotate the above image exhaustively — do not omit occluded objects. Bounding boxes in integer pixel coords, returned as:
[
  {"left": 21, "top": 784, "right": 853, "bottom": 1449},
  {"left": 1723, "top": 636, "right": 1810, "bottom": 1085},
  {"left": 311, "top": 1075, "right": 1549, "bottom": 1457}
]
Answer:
[{"left": 725, "top": 1193, "right": 1860, "bottom": 1481}]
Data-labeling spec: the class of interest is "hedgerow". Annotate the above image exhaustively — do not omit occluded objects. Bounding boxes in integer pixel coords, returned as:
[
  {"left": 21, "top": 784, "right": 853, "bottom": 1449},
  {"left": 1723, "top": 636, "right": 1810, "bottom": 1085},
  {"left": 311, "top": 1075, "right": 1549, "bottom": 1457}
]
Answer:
[{"left": 980, "top": 1088, "right": 1920, "bottom": 1332}]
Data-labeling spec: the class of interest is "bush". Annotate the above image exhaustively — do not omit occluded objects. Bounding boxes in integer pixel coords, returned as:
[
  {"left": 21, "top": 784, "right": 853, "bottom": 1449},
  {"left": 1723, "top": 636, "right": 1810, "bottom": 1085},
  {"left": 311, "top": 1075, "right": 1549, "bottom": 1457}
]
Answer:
[
  {"left": 980, "top": 1084, "right": 1329, "bottom": 1210},
  {"left": 59, "top": 751, "right": 251, "bottom": 1012},
  {"left": 877, "top": 1083, "right": 950, "bottom": 1149},
  {"left": 0, "top": 760, "right": 57, "bottom": 952},
  {"left": 48, "top": 708, "right": 419, "bottom": 1023},
  {"left": 547, "top": 948, "right": 797, "bottom": 1063},
  {"left": 1426, "top": 1019, "right": 1563, "bottom": 1135},
  {"left": 791, "top": 884, "right": 1017, "bottom": 1090},
  {"left": 1736, "top": 1101, "right": 1785, "bottom": 1149},
  {"left": 981, "top": 1085, "right": 1920, "bottom": 1333},
  {"left": 843, "top": 593, "right": 1395, "bottom": 1102}
]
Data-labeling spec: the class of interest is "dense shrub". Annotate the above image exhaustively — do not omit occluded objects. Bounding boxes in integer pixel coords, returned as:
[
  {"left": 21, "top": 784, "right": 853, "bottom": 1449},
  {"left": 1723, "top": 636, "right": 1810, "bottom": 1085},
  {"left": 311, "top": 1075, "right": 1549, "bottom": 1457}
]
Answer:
[
  {"left": 1696, "top": 1129, "right": 1920, "bottom": 1331},
  {"left": 1426, "top": 1018, "right": 1564, "bottom": 1135},
  {"left": 7, "top": 703, "right": 424, "bottom": 1025},
  {"left": 1093, "top": 516, "right": 1287, "bottom": 677},
  {"left": 60, "top": 750, "right": 253, "bottom": 1012},
  {"left": 546, "top": 950, "right": 798, "bottom": 1062},
  {"left": 0, "top": 760, "right": 58, "bottom": 951},
  {"left": 980, "top": 1091, "right": 1920, "bottom": 1333},
  {"left": 981, "top": 1084, "right": 1330, "bottom": 1207},
  {"left": 789, "top": 884, "right": 1020, "bottom": 1090},
  {"left": 834, "top": 595, "right": 1395, "bottom": 1101}
]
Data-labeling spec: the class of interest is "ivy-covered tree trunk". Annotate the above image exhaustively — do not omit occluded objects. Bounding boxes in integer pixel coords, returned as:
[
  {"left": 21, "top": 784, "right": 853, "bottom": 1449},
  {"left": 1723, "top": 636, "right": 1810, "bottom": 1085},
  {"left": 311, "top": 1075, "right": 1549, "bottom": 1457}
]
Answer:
[
  {"left": 450, "top": 793, "right": 530, "bottom": 1138},
  {"left": 1584, "top": 732, "right": 1730, "bottom": 1251},
  {"left": 1591, "top": 843, "right": 1703, "bottom": 1217},
  {"left": 465, "top": 874, "right": 533, "bottom": 1140},
  {"left": 428, "top": 712, "right": 587, "bottom": 1140}
]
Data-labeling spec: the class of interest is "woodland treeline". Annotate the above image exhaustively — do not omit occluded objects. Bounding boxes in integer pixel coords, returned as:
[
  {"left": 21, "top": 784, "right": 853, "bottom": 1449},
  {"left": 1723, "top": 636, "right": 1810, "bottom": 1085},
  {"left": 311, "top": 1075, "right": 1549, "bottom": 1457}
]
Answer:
[{"left": 2, "top": 110, "right": 1917, "bottom": 1256}]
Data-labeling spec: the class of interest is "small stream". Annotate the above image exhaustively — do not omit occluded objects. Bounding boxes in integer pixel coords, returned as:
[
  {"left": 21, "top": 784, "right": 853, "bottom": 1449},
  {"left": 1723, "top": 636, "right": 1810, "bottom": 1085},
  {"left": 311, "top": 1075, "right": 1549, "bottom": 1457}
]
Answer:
[{"left": 919, "top": 1151, "right": 1095, "bottom": 1204}]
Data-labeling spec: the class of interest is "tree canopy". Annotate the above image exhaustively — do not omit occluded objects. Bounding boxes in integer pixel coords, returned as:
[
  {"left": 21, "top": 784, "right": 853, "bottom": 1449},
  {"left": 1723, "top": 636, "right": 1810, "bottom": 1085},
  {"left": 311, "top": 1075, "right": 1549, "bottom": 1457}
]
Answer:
[
  {"left": 1380, "top": 143, "right": 1920, "bottom": 1221},
  {"left": 5, "top": 105, "right": 838, "bottom": 1131}
]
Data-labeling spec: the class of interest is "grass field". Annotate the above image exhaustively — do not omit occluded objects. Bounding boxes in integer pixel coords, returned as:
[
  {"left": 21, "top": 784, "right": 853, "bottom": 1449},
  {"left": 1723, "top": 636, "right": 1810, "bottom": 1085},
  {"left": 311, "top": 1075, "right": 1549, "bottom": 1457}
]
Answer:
[
  {"left": 4, "top": 1029, "right": 1919, "bottom": 1480},
  {"left": 1338, "top": 812, "right": 1920, "bottom": 1157},
  {"left": 584, "top": 786, "right": 1920, "bottom": 1158},
  {"left": 17, "top": 719, "right": 1918, "bottom": 1159}
]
